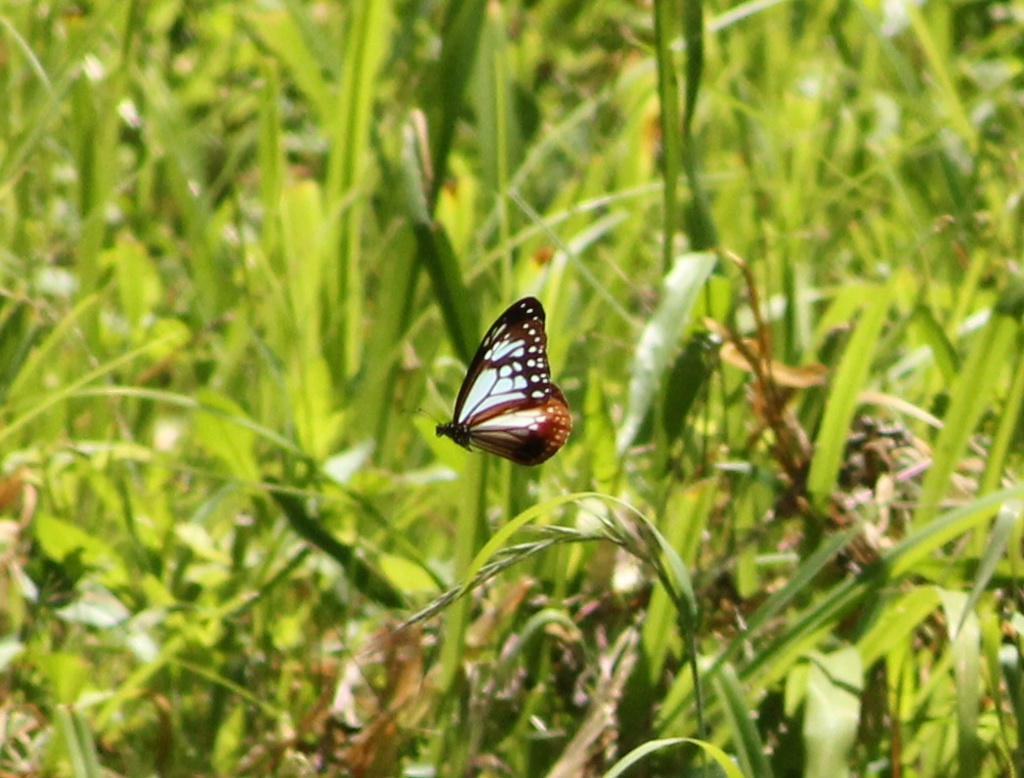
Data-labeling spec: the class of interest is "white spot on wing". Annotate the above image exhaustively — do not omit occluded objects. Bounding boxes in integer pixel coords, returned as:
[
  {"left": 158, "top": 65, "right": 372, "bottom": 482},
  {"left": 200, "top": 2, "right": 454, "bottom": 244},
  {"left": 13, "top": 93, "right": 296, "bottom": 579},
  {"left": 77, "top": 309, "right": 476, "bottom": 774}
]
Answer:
[
  {"left": 470, "top": 408, "right": 547, "bottom": 431},
  {"left": 457, "top": 367, "right": 499, "bottom": 423},
  {"left": 489, "top": 338, "right": 527, "bottom": 361}
]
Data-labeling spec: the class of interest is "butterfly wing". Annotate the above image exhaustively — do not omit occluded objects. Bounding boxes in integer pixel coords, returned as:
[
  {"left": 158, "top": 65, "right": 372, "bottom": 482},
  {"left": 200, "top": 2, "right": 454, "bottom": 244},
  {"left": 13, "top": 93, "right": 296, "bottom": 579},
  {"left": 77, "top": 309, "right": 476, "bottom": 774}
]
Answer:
[
  {"left": 463, "top": 385, "right": 572, "bottom": 465},
  {"left": 437, "top": 297, "right": 571, "bottom": 465}
]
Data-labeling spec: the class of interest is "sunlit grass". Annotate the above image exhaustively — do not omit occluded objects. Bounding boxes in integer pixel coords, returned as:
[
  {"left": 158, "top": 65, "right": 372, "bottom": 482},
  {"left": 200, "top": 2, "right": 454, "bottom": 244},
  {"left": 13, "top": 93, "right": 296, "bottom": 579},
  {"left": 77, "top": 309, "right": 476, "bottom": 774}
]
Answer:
[{"left": 2, "top": 0, "right": 1023, "bottom": 775}]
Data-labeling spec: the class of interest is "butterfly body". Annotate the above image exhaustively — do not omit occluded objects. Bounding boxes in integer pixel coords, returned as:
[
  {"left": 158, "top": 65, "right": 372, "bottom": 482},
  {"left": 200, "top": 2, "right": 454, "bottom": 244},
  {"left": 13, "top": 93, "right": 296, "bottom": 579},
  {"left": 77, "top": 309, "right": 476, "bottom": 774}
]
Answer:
[{"left": 436, "top": 297, "right": 571, "bottom": 466}]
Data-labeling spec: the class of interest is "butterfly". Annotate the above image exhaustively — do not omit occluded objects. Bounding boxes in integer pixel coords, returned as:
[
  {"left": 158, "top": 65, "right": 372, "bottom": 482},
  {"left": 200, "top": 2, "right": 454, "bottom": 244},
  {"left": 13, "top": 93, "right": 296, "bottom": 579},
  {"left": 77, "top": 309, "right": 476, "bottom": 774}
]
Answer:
[{"left": 436, "top": 297, "right": 572, "bottom": 466}]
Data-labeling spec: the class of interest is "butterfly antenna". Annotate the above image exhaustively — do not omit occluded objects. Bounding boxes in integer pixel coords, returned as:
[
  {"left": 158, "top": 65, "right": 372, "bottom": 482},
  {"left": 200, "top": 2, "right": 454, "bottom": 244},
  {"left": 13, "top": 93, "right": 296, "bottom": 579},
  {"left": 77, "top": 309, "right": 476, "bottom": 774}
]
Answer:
[{"left": 414, "top": 407, "right": 443, "bottom": 425}]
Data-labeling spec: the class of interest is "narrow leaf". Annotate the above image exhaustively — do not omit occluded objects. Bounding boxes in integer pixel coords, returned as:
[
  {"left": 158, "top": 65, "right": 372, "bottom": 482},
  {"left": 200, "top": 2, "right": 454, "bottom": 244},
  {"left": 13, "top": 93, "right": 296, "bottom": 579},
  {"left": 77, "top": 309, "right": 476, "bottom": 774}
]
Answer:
[
  {"left": 617, "top": 252, "right": 717, "bottom": 455},
  {"left": 808, "top": 281, "right": 894, "bottom": 505}
]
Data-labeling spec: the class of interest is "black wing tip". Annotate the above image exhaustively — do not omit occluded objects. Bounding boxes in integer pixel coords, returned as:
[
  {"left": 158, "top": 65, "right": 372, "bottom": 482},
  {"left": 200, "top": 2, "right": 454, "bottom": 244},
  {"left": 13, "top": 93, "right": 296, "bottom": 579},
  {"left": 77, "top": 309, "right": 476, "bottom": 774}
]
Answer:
[{"left": 506, "top": 296, "right": 545, "bottom": 321}]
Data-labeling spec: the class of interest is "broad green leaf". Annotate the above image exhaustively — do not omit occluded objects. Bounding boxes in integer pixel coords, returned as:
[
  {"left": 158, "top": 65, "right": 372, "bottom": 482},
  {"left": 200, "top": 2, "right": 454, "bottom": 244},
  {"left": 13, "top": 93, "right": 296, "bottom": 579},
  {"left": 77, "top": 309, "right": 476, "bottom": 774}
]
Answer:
[
  {"left": 194, "top": 390, "right": 260, "bottom": 481},
  {"left": 35, "top": 513, "right": 117, "bottom": 568},
  {"left": 55, "top": 585, "right": 130, "bottom": 628},
  {"left": 109, "top": 240, "right": 161, "bottom": 335},
  {"left": 803, "top": 648, "right": 862, "bottom": 778},
  {"left": 617, "top": 252, "right": 717, "bottom": 455},
  {"left": 33, "top": 652, "right": 91, "bottom": 706},
  {"left": 287, "top": 356, "right": 343, "bottom": 461}
]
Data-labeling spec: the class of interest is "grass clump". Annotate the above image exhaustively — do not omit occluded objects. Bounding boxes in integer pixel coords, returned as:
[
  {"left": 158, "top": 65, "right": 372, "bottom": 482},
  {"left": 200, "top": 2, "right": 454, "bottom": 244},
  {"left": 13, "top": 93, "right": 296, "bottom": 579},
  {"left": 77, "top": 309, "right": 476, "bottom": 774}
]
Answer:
[{"left": 2, "top": 1, "right": 1023, "bottom": 775}]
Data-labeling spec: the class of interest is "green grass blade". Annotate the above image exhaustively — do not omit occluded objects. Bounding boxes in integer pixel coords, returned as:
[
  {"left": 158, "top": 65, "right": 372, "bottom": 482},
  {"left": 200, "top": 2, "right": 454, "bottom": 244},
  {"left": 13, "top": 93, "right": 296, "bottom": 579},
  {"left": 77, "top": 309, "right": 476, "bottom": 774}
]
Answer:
[
  {"left": 808, "top": 281, "right": 894, "bottom": 506},
  {"left": 939, "top": 590, "right": 983, "bottom": 778},
  {"left": 617, "top": 252, "right": 717, "bottom": 455},
  {"left": 400, "top": 119, "right": 478, "bottom": 362},
  {"left": 653, "top": 0, "right": 682, "bottom": 274},
  {"left": 918, "top": 307, "right": 1020, "bottom": 524},
  {"left": 957, "top": 499, "right": 1020, "bottom": 637},
  {"left": 713, "top": 661, "right": 774, "bottom": 778},
  {"left": 981, "top": 354, "right": 1024, "bottom": 497},
  {"left": 425, "top": 0, "right": 487, "bottom": 206},
  {"left": 324, "top": 1, "right": 393, "bottom": 380},
  {"left": 603, "top": 736, "right": 744, "bottom": 778}
]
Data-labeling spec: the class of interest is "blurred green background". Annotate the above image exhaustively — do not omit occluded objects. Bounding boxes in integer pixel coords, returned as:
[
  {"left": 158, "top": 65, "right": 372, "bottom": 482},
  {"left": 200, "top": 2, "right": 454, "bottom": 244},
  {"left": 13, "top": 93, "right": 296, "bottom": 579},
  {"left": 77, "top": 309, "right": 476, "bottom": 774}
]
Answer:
[{"left": 2, "top": 0, "right": 1024, "bottom": 775}]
